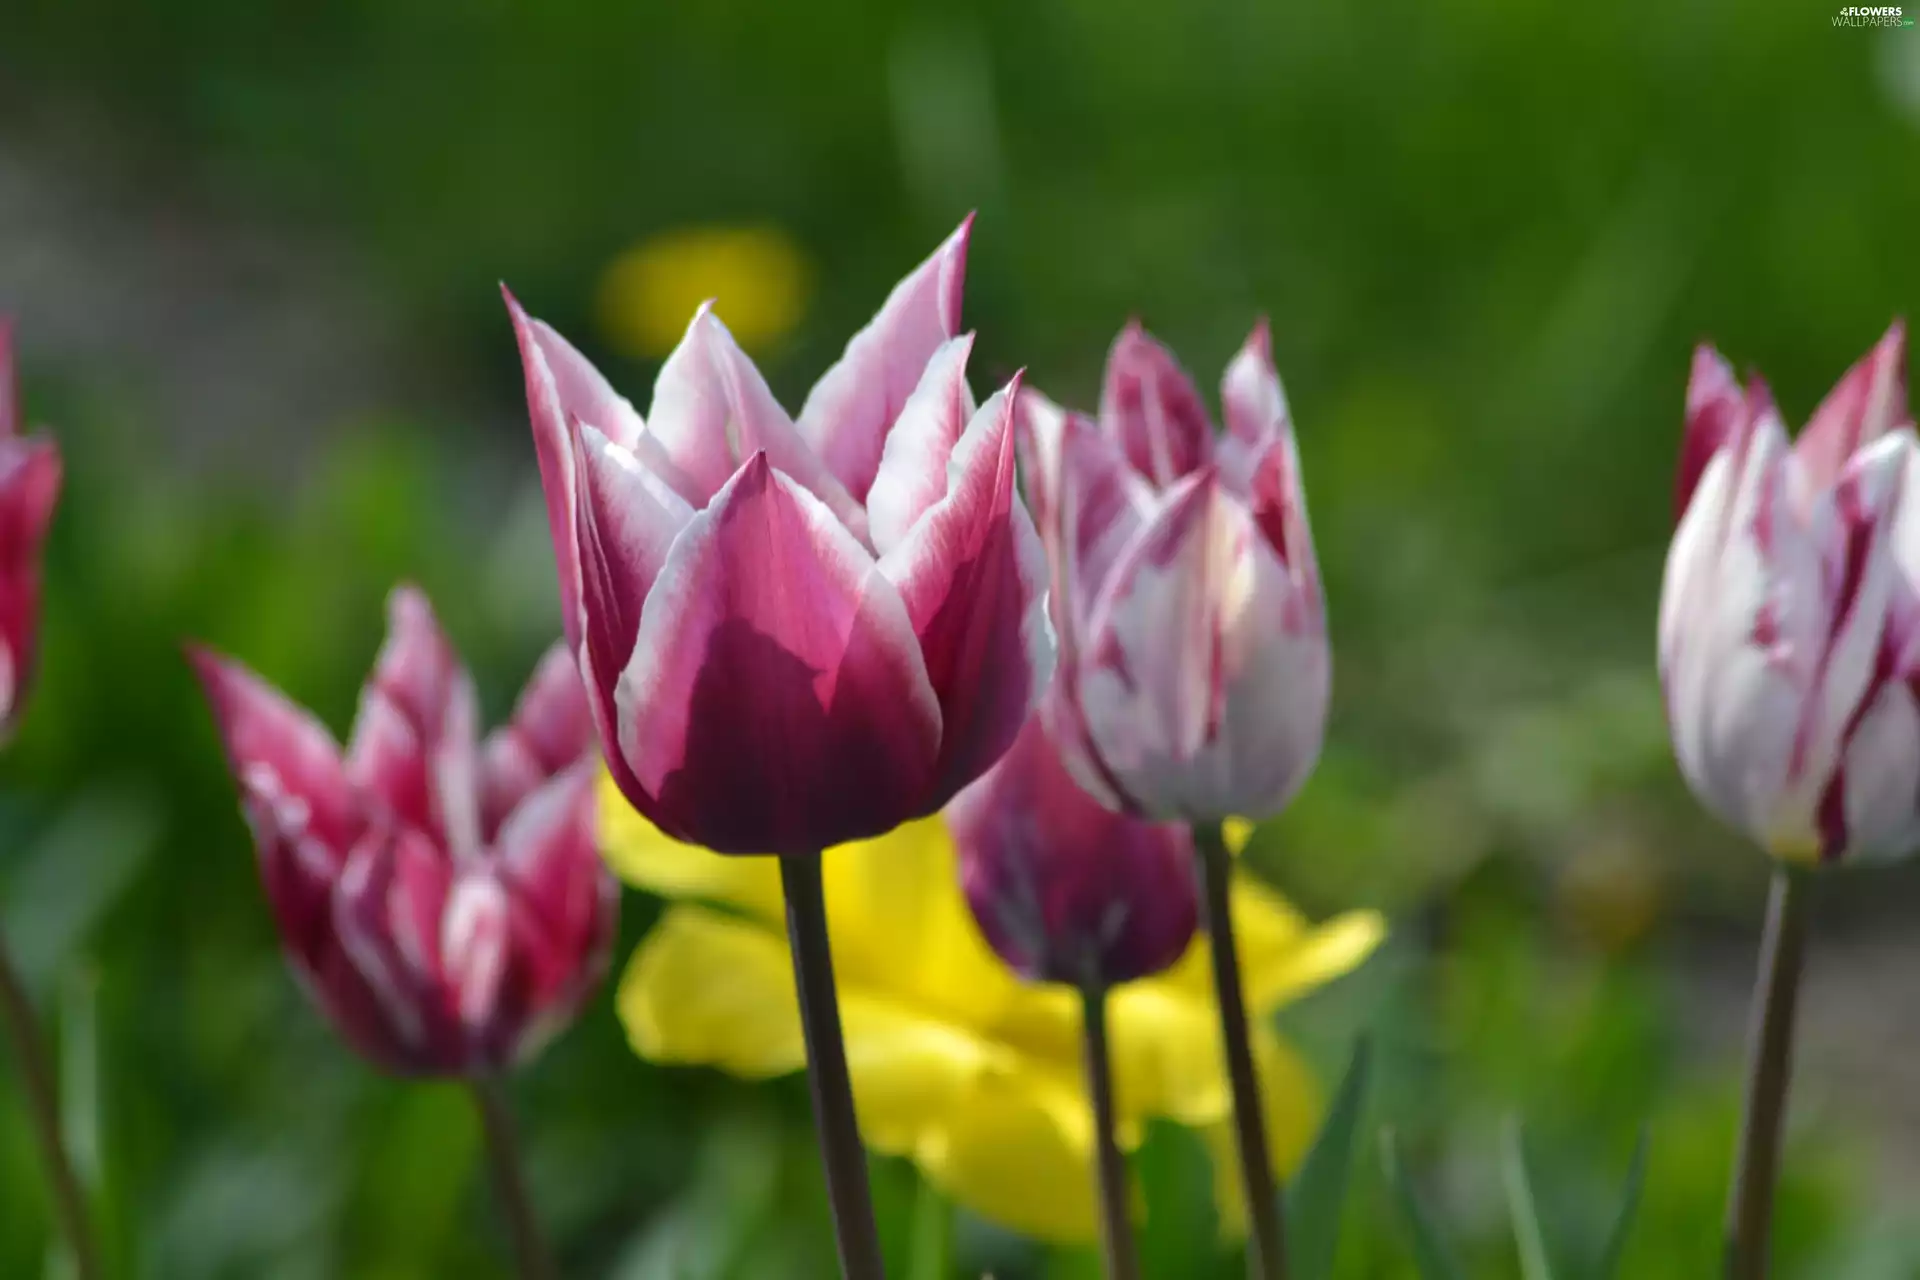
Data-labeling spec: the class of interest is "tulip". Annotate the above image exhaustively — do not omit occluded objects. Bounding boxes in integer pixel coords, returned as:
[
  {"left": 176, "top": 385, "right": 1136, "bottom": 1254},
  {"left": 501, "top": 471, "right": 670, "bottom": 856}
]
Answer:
[
  {"left": 504, "top": 217, "right": 1052, "bottom": 859},
  {"left": 0, "top": 320, "right": 63, "bottom": 739},
  {"left": 1657, "top": 322, "right": 1914, "bottom": 1280},
  {"left": 506, "top": 220, "right": 1052, "bottom": 1278},
  {"left": 0, "top": 320, "right": 93, "bottom": 1280},
  {"left": 189, "top": 586, "right": 615, "bottom": 1075},
  {"left": 1660, "top": 321, "right": 1914, "bottom": 868},
  {"left": 1022, "top": 320, "right": 1326, "bottom": 824},
  {"left": 1022, "top": 319, "right": 1328, "bottom": 1277},
  {"left": 947, "top": 710, "right": 1200, "bottom": 1276}
]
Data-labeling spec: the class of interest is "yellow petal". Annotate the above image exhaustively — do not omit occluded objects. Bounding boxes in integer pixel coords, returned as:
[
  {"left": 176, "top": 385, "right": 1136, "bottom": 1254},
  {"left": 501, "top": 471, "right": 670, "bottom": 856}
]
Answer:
[
  {"left": 617, "top": 906, "right": 803, "bottom": 1077},
  {"left": 1241, "top": 906, "right": 1389, "bottom": 1016},
  {"left": 1222, "top": 817, "right": 1256, "bottom": 856},
  {"left": 913, "top": 1063, "right": 1103, "bottom": 1244},
  {"left": 1106, "top": 983, "right": 1230, "bottom": 1128},
  {"left": 597, "top": 772, "right": 784, "bottom": 922},
  {"left": 1206, "top": 1026, "right": 1321, "bottom": 1239}
]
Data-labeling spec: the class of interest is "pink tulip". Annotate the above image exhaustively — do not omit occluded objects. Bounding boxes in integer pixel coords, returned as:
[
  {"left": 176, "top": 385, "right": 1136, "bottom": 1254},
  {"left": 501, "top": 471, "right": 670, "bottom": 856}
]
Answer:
[
  {"left": 505, "top": 219, "right": 1053, "bottom": 856},
  {"left": 1661, "top": 322, "right": 1920, "bottom": 865},
  {"left": 190, "top": 587, "right": 616, "bottom": 1075},
  {"left": 1022, "top": 321, "right": 1327, "bottom": 822},
  {"left": 948, "top": 710, "right": 1197, "bottom": 987},
  {"left": 0, "top": 320, "right": 63, "bottom": 737}
]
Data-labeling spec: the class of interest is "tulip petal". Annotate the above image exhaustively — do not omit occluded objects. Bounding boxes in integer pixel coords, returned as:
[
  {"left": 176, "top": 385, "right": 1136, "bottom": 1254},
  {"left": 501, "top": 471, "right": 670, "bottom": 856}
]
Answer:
[
  {"left": 1101, "top": 322, "right": 1216, "bottom": 487},
  {"left": 1676, "top": 344, "right": 1747, "bottom": 523},
  {"left": 479, "top": 641, "right": 596, "bottom": 838},
  {"left": 646, "top": 306, "right": 867, "bottom": 536},
  {"left": 0, "top": 436, "right": 61, "bottom": 727},
  {"left": 505, "top": 292, "right": 649, "bottom": 651},
  {"left": 878, "top": 381, "right": 1054, "bottom": 800},
  {"left": 1795, "top": 321, "right": 1909, "bottom": 495},
  {"left": 493, "top": 763, "right": 616, "bottom": 1020},
  {"left": 332, "top": 824, "right": 459, "bottom": 1070},
  {"left": 188, "top": 648, "right": 363, "bottom": 957},
  {"left": 1048, "top": 411, "right": 1157, "bottom": 635},
  {"left": 865, "top": 334, "right": 977, "bottom": 554},
  {"left": 797, "top": 217, "right": 972, "bottom": 503},
  {"left": 617, "top": 453, "right": 941, "bottom": 853},
  {"left": 948, "top": 714, "right": 1197, "bottom": 986},
  {"left": 1219, "top": 320, "right": 1290, "bottom": 451},
  {"left": 618, "top": 906, "right": 806, "bottom": 1077}
]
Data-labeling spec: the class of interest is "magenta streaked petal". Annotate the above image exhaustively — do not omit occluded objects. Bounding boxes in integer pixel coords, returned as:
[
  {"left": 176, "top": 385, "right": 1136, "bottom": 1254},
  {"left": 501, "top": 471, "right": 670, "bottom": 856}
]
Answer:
[
  {"left": 878, "top": 380, "right": 1055, "bottom": 800},
  {"left": 1823, "top": 667, "right": 1920, "bottom": 863},
  {"left": 440, "top": 869, "right": 512, "bottom": 1037},
  {"left": 1054, "top": 413, "right": 1155, "bottom": 634},
  {"left": 615, "top": 453, "right": 941, "bottom": 854},
  {"left": 1219, "top": 319, "right": 1289, "bottom": 450},
  {"left": 332, "top": 824, "right": 459, "bottom": 1072},
  {"left": 479, "top": 642, "right": 596, "bottom": 837},
  {"left": 505, "top": 291, "right": 646, "bottom": 652},
  {"left": 797, "top": 217, "right": 972, "bottom": 503},
  {"left": 865, "top": 333, "right": 977, "bottom": 554},
  {"left": 1676, "top": 344, "right": 1747, "bottom": 523},
  {"left": 1795, "top": 321, "right": 1909, "bottom": 495},
  {"left": 647, "top": 306, "right": 867, "bottom": 535},
  {"left": 345, "top": 587, "right": 474, "bottom": 848},
  {"left": 1100, "top": 322, "right": 1216, "bottom": 488},
  {"left": 948, "top": 714, "right": 1196, "bottom": 986}
]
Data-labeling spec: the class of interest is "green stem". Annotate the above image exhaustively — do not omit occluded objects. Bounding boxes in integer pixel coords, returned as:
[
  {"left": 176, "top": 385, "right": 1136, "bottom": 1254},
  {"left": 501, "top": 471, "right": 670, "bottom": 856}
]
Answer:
[
  {"left": 780, "top": 854, "right": 886, "bottom": 1279},
  {"left": 1081, "top": 981, "right": 1141, "bottom": 1280},
  {"left": 0, "top": 930, "right": 100, "bottom": 1280},
  {"left": 1195, "top": 821, "right": 1286, "bottom": 1280},
  {"left": 906, "top": 1174, "right": 953, "bottom": 1280},
  {"left": 1724, "top": 868, "right": 1809, "bottom": 1280},
  {"left": 472, "top": 1078, "right": 556, "bottom": 1280}
]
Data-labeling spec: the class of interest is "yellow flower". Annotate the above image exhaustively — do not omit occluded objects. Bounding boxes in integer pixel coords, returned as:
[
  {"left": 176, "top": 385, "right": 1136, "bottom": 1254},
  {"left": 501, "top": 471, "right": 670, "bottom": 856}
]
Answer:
[
  {"left": 595, "top": 225, "right": 810, "bottom": 359},
  {"left": 602, "top": 773, "right": 1385, "bottom": 1244}
]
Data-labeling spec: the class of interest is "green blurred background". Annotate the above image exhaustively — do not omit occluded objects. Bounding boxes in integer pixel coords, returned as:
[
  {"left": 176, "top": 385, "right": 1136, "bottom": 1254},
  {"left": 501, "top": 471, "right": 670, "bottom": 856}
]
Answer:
[{"left": 2, "top": 1, "right": 1920, "bottom": 1275}]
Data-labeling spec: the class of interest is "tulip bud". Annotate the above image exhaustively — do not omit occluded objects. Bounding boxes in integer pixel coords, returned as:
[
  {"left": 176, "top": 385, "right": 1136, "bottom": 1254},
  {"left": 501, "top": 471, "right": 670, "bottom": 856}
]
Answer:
[
  {"left": 504, "top": 219, "right": 1054, "bottom": 857},
  {"left": 0, "top": 320, "right": 63, "bottom": 738},
  {"left": 1024, "top": 321, "right": 1327, "bottom": 823},
  {"left": 947, "top": 711, "right": 1197, "bottom": 988},
  {"left": 191, "top": 586, "right": 617, "bottom": 1074},
  {"left": 1660, "top": 322, "right": 1920, "bottom": 865}
]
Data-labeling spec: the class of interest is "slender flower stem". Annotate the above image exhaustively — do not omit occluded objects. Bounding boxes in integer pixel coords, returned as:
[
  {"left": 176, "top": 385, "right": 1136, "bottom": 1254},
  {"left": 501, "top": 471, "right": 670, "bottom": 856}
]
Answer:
[
  {"left": 472, "top": 1078, "right": 556, "bottom": 1280},
  {"left": 780, "top": 854, "right": 886, "bottom": 1280},
  {"left": 1724, "top": 867, "right": 1810, "bottom": 1280},
  {"left": 1080, "top": 980, "right": 1141, "bottom": 1280},
  {"left": 1194, "top": 821, "right": 1286, "bottom": 1280},
  {"left": 0, "top": 931, "right": 99, "bottom": 1280}
]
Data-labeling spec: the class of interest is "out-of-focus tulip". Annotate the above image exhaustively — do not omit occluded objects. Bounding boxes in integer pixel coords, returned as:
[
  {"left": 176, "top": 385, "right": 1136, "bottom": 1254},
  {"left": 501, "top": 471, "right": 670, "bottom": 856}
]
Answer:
[
  {"left": 948, "top": 712, "right": 1196, "bottom": 987},
  {"left": 1660, "top": 321, "right": 1920, "bottom": 866},
  {"left": 190, "top": 586, "right": 616, "bottom": 1075},
  {"left": 505, "top": 218, "right": 1053, "bottom": 857},
  {"left": 1022, "top": 321, "right": 1325, "bottom": 822},
  {"left": 0, "top": 321, "right": 63, "bottom": 737}
]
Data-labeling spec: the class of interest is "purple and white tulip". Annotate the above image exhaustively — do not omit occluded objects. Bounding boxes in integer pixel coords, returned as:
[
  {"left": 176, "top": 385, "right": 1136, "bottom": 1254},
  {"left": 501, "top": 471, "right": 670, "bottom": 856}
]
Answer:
[
  {"left": 505, "top": 219, "right": 1053, "bottom": 857},
  {"left": 1660, "top": 322, "right": 1920, "bottom": 865},
  {"left": 190, "top": 587, "right": 616, "bottom": 1075},
  {"left": 947, "top": 711, "right": 1197, "bottom": 988},
  {"left": 1021, "top": 321, "right": 1327, "bottom": 822}
]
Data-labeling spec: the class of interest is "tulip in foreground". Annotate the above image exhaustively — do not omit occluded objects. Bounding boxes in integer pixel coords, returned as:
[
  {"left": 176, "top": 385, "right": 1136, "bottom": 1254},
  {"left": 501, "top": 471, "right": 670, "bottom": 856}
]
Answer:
[
  {"left": 948, "top": 711, "right": 1200, "bottom": 1277},
  {"left": 1656, "top": 322, "right": 1913, "bottom": 1280},
  {"left": 0, "top": 320, "right": 94, "bottom": 1280},
  {"left": 506, "top": 217, "right": 1051, "bottom": 859},
  {"left": 506, "top": 219, "right": 1052, "bottom": 1277},
  {"left": 1024, "top": 320, "right": 1328, "bottom": 1277}
]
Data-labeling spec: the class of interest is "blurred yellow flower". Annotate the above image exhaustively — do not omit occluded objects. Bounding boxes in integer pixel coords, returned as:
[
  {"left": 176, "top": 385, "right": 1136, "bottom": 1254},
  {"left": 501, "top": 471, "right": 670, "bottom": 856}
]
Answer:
[
  {"left": 601, "top": 773, "right": 1385, "bottom": 1244},
  {"left": 595, "top": 225, "right": 810, "bottom": 359}
]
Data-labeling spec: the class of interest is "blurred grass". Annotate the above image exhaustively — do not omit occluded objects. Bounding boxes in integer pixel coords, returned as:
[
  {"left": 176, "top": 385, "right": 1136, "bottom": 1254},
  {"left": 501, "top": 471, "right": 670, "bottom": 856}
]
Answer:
[{"left": 0, "top": 0, "right": 1917, "bottom": 1275}]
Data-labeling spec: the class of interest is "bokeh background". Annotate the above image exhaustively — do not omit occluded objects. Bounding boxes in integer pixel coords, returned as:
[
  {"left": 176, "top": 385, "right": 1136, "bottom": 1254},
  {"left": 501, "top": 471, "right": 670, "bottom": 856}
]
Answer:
[{"left": 3, "top": 1, "right": 1920, "bottom": 1275}]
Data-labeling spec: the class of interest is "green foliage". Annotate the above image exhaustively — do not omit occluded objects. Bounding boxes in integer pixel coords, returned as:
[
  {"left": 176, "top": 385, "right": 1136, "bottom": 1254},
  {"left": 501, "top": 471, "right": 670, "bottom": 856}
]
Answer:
[{"left": 1287, "top": 1037, "right": 1374, "bottom": 1280}]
